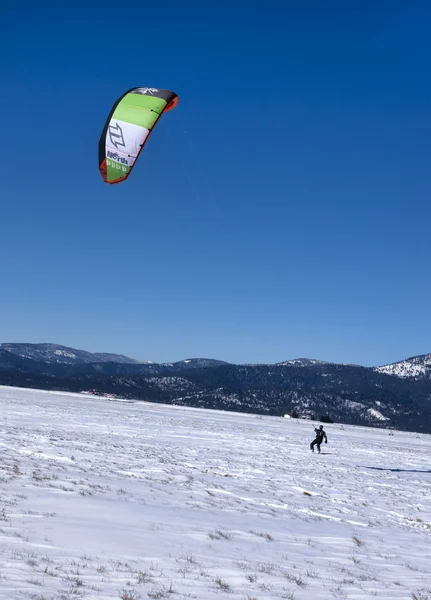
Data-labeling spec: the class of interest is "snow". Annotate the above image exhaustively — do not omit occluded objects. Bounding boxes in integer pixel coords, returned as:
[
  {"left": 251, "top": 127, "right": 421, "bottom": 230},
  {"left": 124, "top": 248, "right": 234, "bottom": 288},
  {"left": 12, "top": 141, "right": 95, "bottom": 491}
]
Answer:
[
  {"left": 145, "top": 377, "right": 198, "bottom": 392},
  {"left": 277, "top": 359, "right": 328, "bottom": 367},
  {"left": 54, "top": 350, "right": 77, "bottom": 359},
  {"left": 367, "top": 408, "right": 390, "bottom": 421},
  {"left": 376, "top": 354, "right": 431, "bottom": 379},
  {"left": 0, "top": 385, "right": 430, "bottom": 600}
]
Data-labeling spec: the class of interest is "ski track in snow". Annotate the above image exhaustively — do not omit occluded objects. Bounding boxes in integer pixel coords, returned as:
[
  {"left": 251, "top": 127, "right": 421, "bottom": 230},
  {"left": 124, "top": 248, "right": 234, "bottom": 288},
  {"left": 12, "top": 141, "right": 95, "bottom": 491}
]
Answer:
[{"left": 0, "top": 385, "right": 430, "bottom": 600}]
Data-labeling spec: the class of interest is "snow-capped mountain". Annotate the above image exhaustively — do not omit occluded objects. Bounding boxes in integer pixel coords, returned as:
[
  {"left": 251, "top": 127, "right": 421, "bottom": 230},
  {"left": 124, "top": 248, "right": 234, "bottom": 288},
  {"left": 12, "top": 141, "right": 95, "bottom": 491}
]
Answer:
[
  {"left": 375, "top": 353, "right": 431, "bottom": 380},
  {"left": 276, "top": 358, "right": 329, "bottom": 367},
  {"left": 0, "top": 343, "right": 140, "bottom": 365},
  {"left": 0, "top": 343, "right": 143, "bottom": 365},
  {"left": 162, "top": 358, "right": 230, "bottom": 370}
]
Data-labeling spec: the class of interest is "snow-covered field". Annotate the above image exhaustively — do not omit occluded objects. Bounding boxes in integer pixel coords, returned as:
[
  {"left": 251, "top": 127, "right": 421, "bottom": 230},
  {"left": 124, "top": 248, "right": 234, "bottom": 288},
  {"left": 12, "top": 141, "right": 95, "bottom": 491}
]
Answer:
[{"left": 0, "top": 386, "right": 430, "bottom": 600}]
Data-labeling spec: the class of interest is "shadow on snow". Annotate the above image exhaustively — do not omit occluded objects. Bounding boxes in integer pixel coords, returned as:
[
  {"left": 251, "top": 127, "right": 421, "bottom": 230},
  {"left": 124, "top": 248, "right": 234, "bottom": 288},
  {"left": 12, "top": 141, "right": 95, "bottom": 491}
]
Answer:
[{"left": 360, "top": 466, "right": 431, "bottom": 473}]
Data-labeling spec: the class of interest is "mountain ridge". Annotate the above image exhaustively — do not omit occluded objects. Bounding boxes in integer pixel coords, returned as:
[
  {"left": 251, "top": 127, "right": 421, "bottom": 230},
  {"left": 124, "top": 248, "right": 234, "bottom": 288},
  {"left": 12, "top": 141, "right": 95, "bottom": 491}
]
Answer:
[
  {"left": 3, "top": 342, "right": 430, "bottom": 375},
  {"left": 1, "top": 343, "right": 430, "bottom": 433},
  {"left": 0, "top": 343, "right": 140, "bottom": 365}
]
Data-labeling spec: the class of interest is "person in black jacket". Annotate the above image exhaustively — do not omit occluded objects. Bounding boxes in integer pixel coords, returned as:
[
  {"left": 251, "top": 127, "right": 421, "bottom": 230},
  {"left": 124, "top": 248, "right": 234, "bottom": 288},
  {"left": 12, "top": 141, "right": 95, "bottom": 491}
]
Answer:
[{"left": 310, "top": 425, "right": 328, "bottom": 453}]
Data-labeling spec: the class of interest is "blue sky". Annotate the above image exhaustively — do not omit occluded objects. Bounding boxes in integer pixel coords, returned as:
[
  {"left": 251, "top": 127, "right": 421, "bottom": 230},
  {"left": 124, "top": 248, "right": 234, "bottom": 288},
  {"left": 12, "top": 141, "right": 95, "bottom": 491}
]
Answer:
[{"left": 2, "top": 1, "right": 430, "bottom": 366}]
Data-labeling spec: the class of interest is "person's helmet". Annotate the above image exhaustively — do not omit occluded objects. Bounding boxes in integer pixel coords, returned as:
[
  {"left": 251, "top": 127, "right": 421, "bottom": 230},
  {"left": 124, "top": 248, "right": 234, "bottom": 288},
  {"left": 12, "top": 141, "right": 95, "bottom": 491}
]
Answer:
[{"left": 319, "top": 425, "right": 323, "bottom": 429}]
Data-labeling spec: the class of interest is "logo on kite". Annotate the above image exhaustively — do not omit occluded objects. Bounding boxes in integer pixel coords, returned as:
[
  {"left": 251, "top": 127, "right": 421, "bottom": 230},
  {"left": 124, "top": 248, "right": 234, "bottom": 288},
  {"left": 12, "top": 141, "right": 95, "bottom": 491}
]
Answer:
[
  {"left": 107, "top": 150, "right": 128, "bottom": 165},
  {"left": 134, "top": 88, "right": 159, "bottom": 95},
  {"left": 108, "top": 122, "right": 126, "bottom": 150}
]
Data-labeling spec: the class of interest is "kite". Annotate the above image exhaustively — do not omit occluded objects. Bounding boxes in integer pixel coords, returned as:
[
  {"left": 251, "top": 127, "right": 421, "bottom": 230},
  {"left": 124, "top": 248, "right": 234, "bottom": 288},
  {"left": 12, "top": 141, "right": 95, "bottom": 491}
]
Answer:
[{"left": 99, "top": 87, "right": 178, "bottom": 184}]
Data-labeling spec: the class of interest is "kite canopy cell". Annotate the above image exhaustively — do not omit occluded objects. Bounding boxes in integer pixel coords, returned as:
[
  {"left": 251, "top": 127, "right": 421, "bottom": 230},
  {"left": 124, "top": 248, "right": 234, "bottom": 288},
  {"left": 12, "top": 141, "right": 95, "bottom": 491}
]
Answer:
[{"left": 99, "top": 87, "right": 178, "bottom": 184}]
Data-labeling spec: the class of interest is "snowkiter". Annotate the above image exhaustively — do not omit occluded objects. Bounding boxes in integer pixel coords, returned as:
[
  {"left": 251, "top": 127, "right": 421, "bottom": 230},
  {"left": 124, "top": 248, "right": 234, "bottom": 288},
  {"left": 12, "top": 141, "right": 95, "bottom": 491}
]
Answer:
[{"left": 310, "top": 425, "right": 328, "bottom": 453}]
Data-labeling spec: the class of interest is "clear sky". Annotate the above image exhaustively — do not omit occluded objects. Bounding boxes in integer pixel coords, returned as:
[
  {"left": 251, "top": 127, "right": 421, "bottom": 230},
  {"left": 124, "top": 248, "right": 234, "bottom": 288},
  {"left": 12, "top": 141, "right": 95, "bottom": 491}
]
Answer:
[{"left": 2, "top": 1, "right": 430, "bottom": 366}]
